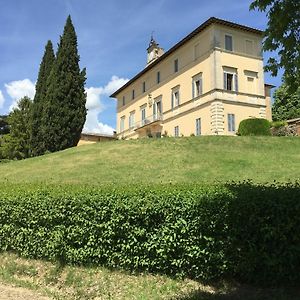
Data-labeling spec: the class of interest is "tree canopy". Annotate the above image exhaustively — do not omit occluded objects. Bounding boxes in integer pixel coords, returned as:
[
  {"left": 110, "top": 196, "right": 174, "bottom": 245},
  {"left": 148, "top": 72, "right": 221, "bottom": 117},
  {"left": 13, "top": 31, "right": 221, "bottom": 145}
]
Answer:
[
  {"left": 44, "top": 15, "right": 87, "bottom": 152},
  {"left": 250, "top": 0, "right": 300, "bottom": 93}
]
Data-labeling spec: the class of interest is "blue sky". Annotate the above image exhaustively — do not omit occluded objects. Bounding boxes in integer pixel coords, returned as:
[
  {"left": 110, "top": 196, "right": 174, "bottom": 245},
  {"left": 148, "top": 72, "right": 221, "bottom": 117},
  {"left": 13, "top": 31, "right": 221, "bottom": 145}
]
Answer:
[{"left": 0, "top": 0, "right": 282, "bottom": 133}]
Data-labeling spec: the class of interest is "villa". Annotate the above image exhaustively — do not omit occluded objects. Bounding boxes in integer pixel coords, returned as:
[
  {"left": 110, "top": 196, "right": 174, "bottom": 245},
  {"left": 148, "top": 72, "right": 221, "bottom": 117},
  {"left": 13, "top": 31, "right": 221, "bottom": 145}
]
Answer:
[{"left": 110, "top": 17, "right": 273, "bottom": 139}]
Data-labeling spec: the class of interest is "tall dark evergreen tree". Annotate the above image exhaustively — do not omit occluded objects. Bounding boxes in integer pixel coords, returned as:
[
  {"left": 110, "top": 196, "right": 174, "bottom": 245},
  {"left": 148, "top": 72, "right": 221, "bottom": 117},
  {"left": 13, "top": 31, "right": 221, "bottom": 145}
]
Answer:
[
  {"left": 31, "top": 40, "right": 55, "bottom": 156},
  {"left": 2, "top": 97, "right": 33, "bottom": 160},
  {"left": 45, "top": 16, "right": 86, "bottom": 152}
]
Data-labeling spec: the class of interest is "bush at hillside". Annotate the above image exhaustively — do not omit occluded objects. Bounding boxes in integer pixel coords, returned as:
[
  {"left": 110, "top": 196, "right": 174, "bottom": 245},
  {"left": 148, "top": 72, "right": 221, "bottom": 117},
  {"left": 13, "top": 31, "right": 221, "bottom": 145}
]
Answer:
[
  {"left": 0, "top": 183, "right": 299, "bottom": 286},
  {"left": 238, "top": 118, "right": 271, "bottom": 136}
]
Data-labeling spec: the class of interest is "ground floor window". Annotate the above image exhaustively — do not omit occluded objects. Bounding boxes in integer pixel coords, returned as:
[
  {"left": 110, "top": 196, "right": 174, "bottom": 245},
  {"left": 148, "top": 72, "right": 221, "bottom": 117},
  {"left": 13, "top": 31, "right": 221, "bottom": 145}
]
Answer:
[
  {"left": 196, "top": 118, "right": 201, "bottom": 136},
  {"left": 174, "top": 126, "right": 179, "bottom": 137},
  {"left": 120, "top": 116, "right": 125, "bottom": 132},
  {"left": 228, "top": 113, "right": 235, "bottom": 132}
]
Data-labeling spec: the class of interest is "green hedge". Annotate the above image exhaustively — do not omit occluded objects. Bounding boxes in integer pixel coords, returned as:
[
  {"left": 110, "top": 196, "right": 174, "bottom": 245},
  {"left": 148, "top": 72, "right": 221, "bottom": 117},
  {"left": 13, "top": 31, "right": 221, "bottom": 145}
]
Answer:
[
  {"left": 238, "top": 118, "right": 271, "bottom": 136},
  {"left": 0, "top": 183, "right": 299, "bottom": 286}
]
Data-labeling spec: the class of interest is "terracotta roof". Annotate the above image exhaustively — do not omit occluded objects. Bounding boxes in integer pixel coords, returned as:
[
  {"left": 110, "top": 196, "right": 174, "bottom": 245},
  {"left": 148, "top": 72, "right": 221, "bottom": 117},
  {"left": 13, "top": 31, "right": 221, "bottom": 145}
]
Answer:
[{"left": 110, "top": 17, "right": 263, "bottom": 98}]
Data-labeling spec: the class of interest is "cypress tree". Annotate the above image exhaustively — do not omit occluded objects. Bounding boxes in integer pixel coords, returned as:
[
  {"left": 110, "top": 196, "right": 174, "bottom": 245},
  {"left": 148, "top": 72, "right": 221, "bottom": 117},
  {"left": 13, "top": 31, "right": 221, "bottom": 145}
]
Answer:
[
  {"left": 44, "top": 16, "right": 87, "bottom": 152},
  {"left": 31, "top": 40, "right": 55, "bottom": 156}
]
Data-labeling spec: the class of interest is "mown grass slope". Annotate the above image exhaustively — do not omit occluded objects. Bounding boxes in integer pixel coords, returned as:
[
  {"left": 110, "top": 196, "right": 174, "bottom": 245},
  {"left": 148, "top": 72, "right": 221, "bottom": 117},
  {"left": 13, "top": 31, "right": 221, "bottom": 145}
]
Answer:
[{"left": 0, "top": 136, "right": 299, "bottom": 185}]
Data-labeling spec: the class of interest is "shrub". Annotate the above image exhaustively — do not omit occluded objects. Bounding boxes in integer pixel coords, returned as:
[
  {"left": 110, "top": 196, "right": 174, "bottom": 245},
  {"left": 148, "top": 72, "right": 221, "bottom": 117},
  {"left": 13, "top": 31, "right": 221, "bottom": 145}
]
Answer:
[
  {"left": 238, "top": 118, "right": 271, "bottom": 136},
  {"left": 0, "top": 182, "right": 299, "bottom": 286}
]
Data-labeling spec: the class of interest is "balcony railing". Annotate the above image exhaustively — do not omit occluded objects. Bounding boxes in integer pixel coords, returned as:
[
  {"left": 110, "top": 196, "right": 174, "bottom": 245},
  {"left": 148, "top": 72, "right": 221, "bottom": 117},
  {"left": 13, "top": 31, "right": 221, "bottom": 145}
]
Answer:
[{"left": 135, "top": 113, "right": 163, "bottom": 130}]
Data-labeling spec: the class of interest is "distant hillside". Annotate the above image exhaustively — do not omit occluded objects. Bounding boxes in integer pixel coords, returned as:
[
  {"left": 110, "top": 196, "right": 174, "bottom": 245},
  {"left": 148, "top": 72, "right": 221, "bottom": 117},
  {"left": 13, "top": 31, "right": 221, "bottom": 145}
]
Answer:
[{"left": 0, "top": 136, "right": 299, "bottom": 185}]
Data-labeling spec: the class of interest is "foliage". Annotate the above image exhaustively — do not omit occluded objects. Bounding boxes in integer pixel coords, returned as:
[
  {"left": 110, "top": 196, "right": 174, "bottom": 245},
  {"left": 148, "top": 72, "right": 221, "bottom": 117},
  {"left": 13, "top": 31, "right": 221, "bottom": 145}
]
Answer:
[
  {"left": 250, "top": 0, "right": 300, "bottom": 93},
  {"left": 238, "top": 118, "right": 271, "bottom": 136},
  {"left": 31, "top": 41, "right": 55, "bottom": 156},
  {"left": 272, "top": 85, "right": 300, "bottom": 121},
  {"left": 271, "top": 120, "right": 288, "bottom": 128},
  {"left": 44, "top": 15, "right": 86, "bottom": 152},
  {"left": 0, "top": 115, "right": 9, "bottom": 135},
  {"left": 0, "top": 182, "right": 299, "bottom": 286},
  {"left": 0, "top": 97, "right": 33, "bottom": 160}
]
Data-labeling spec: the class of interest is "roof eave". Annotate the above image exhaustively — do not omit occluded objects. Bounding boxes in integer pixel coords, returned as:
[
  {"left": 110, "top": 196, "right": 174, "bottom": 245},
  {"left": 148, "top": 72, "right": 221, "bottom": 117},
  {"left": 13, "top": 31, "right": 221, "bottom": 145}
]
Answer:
[{"left": 110, "top": 17, "right": 264, "bottom": 98}]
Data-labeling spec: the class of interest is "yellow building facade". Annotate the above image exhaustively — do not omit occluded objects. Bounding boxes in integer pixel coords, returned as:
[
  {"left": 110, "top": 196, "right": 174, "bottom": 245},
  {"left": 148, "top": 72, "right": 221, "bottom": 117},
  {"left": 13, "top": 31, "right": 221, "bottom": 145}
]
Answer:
[{"left": 110, "top": 17, "right": 272, "bottom": 139}]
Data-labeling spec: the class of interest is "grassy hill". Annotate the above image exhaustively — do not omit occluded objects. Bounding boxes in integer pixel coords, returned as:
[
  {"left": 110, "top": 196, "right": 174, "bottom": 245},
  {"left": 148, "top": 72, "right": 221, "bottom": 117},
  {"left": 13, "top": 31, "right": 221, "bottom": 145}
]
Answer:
[{"left": 1, "top": 136, "right": 299, "bottom": 185}]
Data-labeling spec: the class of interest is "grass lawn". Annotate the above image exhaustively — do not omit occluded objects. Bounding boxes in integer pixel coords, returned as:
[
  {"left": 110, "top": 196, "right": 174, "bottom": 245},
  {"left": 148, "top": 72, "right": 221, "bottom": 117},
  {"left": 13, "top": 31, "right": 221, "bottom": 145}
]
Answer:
[
  {"left": 0, "top": 253, "right": 299, "bottom": 300},
  {"left": 0, "top": 136, "right": 299, "bottom": 185}
]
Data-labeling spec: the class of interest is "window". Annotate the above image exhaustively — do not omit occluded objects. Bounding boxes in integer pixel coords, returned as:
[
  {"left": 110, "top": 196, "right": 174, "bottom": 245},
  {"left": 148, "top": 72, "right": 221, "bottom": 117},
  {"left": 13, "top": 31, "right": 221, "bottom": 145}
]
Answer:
[
  {"left": 153, "top": 98, "right": 162, "bottom": 121},
  {"left": 120, "top": 116, "right": 125, "bottom": 132},
  {"left": 247, "top": 76, "right": 255, "bottom": 94},
  {"left": 142, "top": 81, "right": 146, "bottom": 93},
  {"left": 141, "top": 106, "right": 146, "bottom": 126},
  {"left": 132, "top": 89, "right": 135, "bottom": 100},
  {"left": 171, "top": 87, "right": 180, "bottom": 109},
  {"left": 122, "top": 96, "right": 125, "bottom": 106},
  {"left": 192, "top": 74, "right": 203, "bottom": 98},
  {"left": 228, "top": 114, "right": 235, "bottom": 132},
  {"left": 196, "top": 118, "right": 201, "bottom": 136},
  {"left": 245, "top": 40, "right": 253, "bottom": 55},
  {"left": 174, "top": 126, "right": 179, "bottom": 137},
  {"left": 129, "top": 111, "right": 135, "bottom": 129},
  {"left": 157, "top": 71, "right": 160, "bottom": 84},
  {"left": 174, "top": 59, "right": 179, "bottom": 73},
  {"left": 194, "top": 43, "right": 200, "bottom": 60},
  {"left": 225, "top": 35, "right": 233, "bottom": 51},
  {"left": 224, "top": 71, "right": 238, "bottom": 92}
]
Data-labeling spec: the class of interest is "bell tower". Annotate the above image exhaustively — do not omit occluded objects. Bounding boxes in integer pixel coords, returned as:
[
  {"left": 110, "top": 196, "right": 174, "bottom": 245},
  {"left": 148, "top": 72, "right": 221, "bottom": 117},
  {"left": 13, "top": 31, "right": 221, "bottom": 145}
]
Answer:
[{"left": 147, "top": 34, "right": 164, "bottom": 66}]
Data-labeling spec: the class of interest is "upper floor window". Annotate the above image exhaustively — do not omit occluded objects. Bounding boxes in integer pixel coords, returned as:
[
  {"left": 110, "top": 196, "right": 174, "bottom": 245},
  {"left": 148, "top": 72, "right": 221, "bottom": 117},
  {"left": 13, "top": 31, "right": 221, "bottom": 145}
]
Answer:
[
  {"left": 245, "top": 39, "right": 254, "bottom": 55},
  {"left": 132, "top": 89, "right": 135, "bottom": 100},
  {"left": 192, "top": 74, "right": 203, "bottom": 98},
  {"left": 129, "top": 111, "right": 135, "bottom": 129},
  {"left": 120, "top": 116, "right": 125, "bottom": 132},
  {"left": 196, "top": 118, "right": 201, "bottom": 136},
  {"left": 142, "top": 81, "right": 146, "bottom": 93},
  {"left": 174, "top": 59, "right": 179, "bottom": 73},
  {"left": 174, "top": 126, "right": 179, "bottom": 137},
  {"left": 225, "top": 35, "right": 233, "bottom": 51},
  {"left": 171, "top": 87, "right": 180, "bottom": 109},
  {"left": 224, "top": 70, "right": 238, "bottom": 92},
  {"left": 228, "top": 114, "right": 235, "bottom": 132},
  {"left": 157, "top": 71, "right": 160, "bottom": 84},
  {"left": 122, "top": 96, "right": 125, "bottom": 106}
]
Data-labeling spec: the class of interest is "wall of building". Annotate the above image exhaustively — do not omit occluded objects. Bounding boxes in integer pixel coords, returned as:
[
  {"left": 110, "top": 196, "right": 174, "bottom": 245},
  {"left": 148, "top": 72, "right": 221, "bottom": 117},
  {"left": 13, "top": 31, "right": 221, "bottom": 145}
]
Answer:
[{"left": 114, "top": 22, "right": 270, "bottom": 139}]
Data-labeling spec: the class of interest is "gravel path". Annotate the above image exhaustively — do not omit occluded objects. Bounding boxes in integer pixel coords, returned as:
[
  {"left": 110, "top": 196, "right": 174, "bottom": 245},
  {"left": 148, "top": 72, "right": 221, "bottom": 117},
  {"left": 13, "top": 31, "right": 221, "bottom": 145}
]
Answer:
[{"left": 0, "top": 284, "right": 50, "bottom": 300}]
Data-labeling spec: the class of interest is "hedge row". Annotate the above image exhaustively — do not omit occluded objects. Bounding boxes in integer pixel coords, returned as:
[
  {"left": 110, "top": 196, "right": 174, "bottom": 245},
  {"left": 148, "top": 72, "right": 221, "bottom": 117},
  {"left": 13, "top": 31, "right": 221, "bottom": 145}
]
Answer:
[{"left": 0, "top": 182, "right": 299, "bottom": 286}]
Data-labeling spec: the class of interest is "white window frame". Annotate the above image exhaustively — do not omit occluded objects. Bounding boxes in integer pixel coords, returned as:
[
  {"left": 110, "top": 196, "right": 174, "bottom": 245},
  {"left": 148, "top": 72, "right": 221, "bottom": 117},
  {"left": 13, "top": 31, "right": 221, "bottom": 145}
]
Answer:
[
  {"left": 120, "top": 116, "right": 125, "bottom": 133},
  {"left": 174, "top": 126, "right": 179, "bottom": 137},
  {"left": 129, "top": 111, "right": 135, "bottom": 129},
  {"left": 171, "top": 86, "right": 180, "bottom": 109},
  {"left": 228, "top": 114, "right": 236, "bottom": 132},
  {"left": 223, "top": 70, "right": 238, "bottom": 92},
  {"left": 225, "top": 34, "right": 233, "bottom": 51},
  {"left": 153, "top": 96, "right": 162, "bottom": 120},
  {"left": 192, "top": 73, "right": 203, "bottom": 98},
  {"left": 196, "top": 118, "right": 201, "bottom": 136},
  {"left": 140, "top": 105, "right": 146, "bottom": 126}
]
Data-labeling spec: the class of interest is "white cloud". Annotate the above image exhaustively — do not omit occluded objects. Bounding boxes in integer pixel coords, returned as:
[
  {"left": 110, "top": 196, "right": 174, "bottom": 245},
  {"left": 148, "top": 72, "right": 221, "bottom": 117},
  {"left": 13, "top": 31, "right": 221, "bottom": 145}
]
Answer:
[
  {"left": 83, "top": 75, "right": 128, "bottom": 135},
  {"left": 0, "top": 90, "right": 5, "bottom": 109},
  {"left": 102, "top": 75, "right": 129, "bottom": 96},
  {"left": 5, "top": 79, "right": 35, "bottom": 111}
]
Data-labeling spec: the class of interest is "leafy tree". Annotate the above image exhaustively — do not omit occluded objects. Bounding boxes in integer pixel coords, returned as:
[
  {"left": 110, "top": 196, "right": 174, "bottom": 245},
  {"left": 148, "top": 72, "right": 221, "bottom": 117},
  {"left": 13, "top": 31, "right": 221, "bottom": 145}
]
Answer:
[
  {"left": 44, "top": 15, "right": 86, "bottom": 152},
  {"left": 1, "top": 97, "right": 33, "bottom": 160},
  {"left": 0, "top": 115, "right": 9, "bottom": 135},
  {"left": 272, "top": 85, "right": 300, "bottom": 121},
  {"left": 31, "top": 40, "right": 55, "bottom": 156},
  {"left": 250, "top": 0, "right": 300, "bottom": 92}
]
